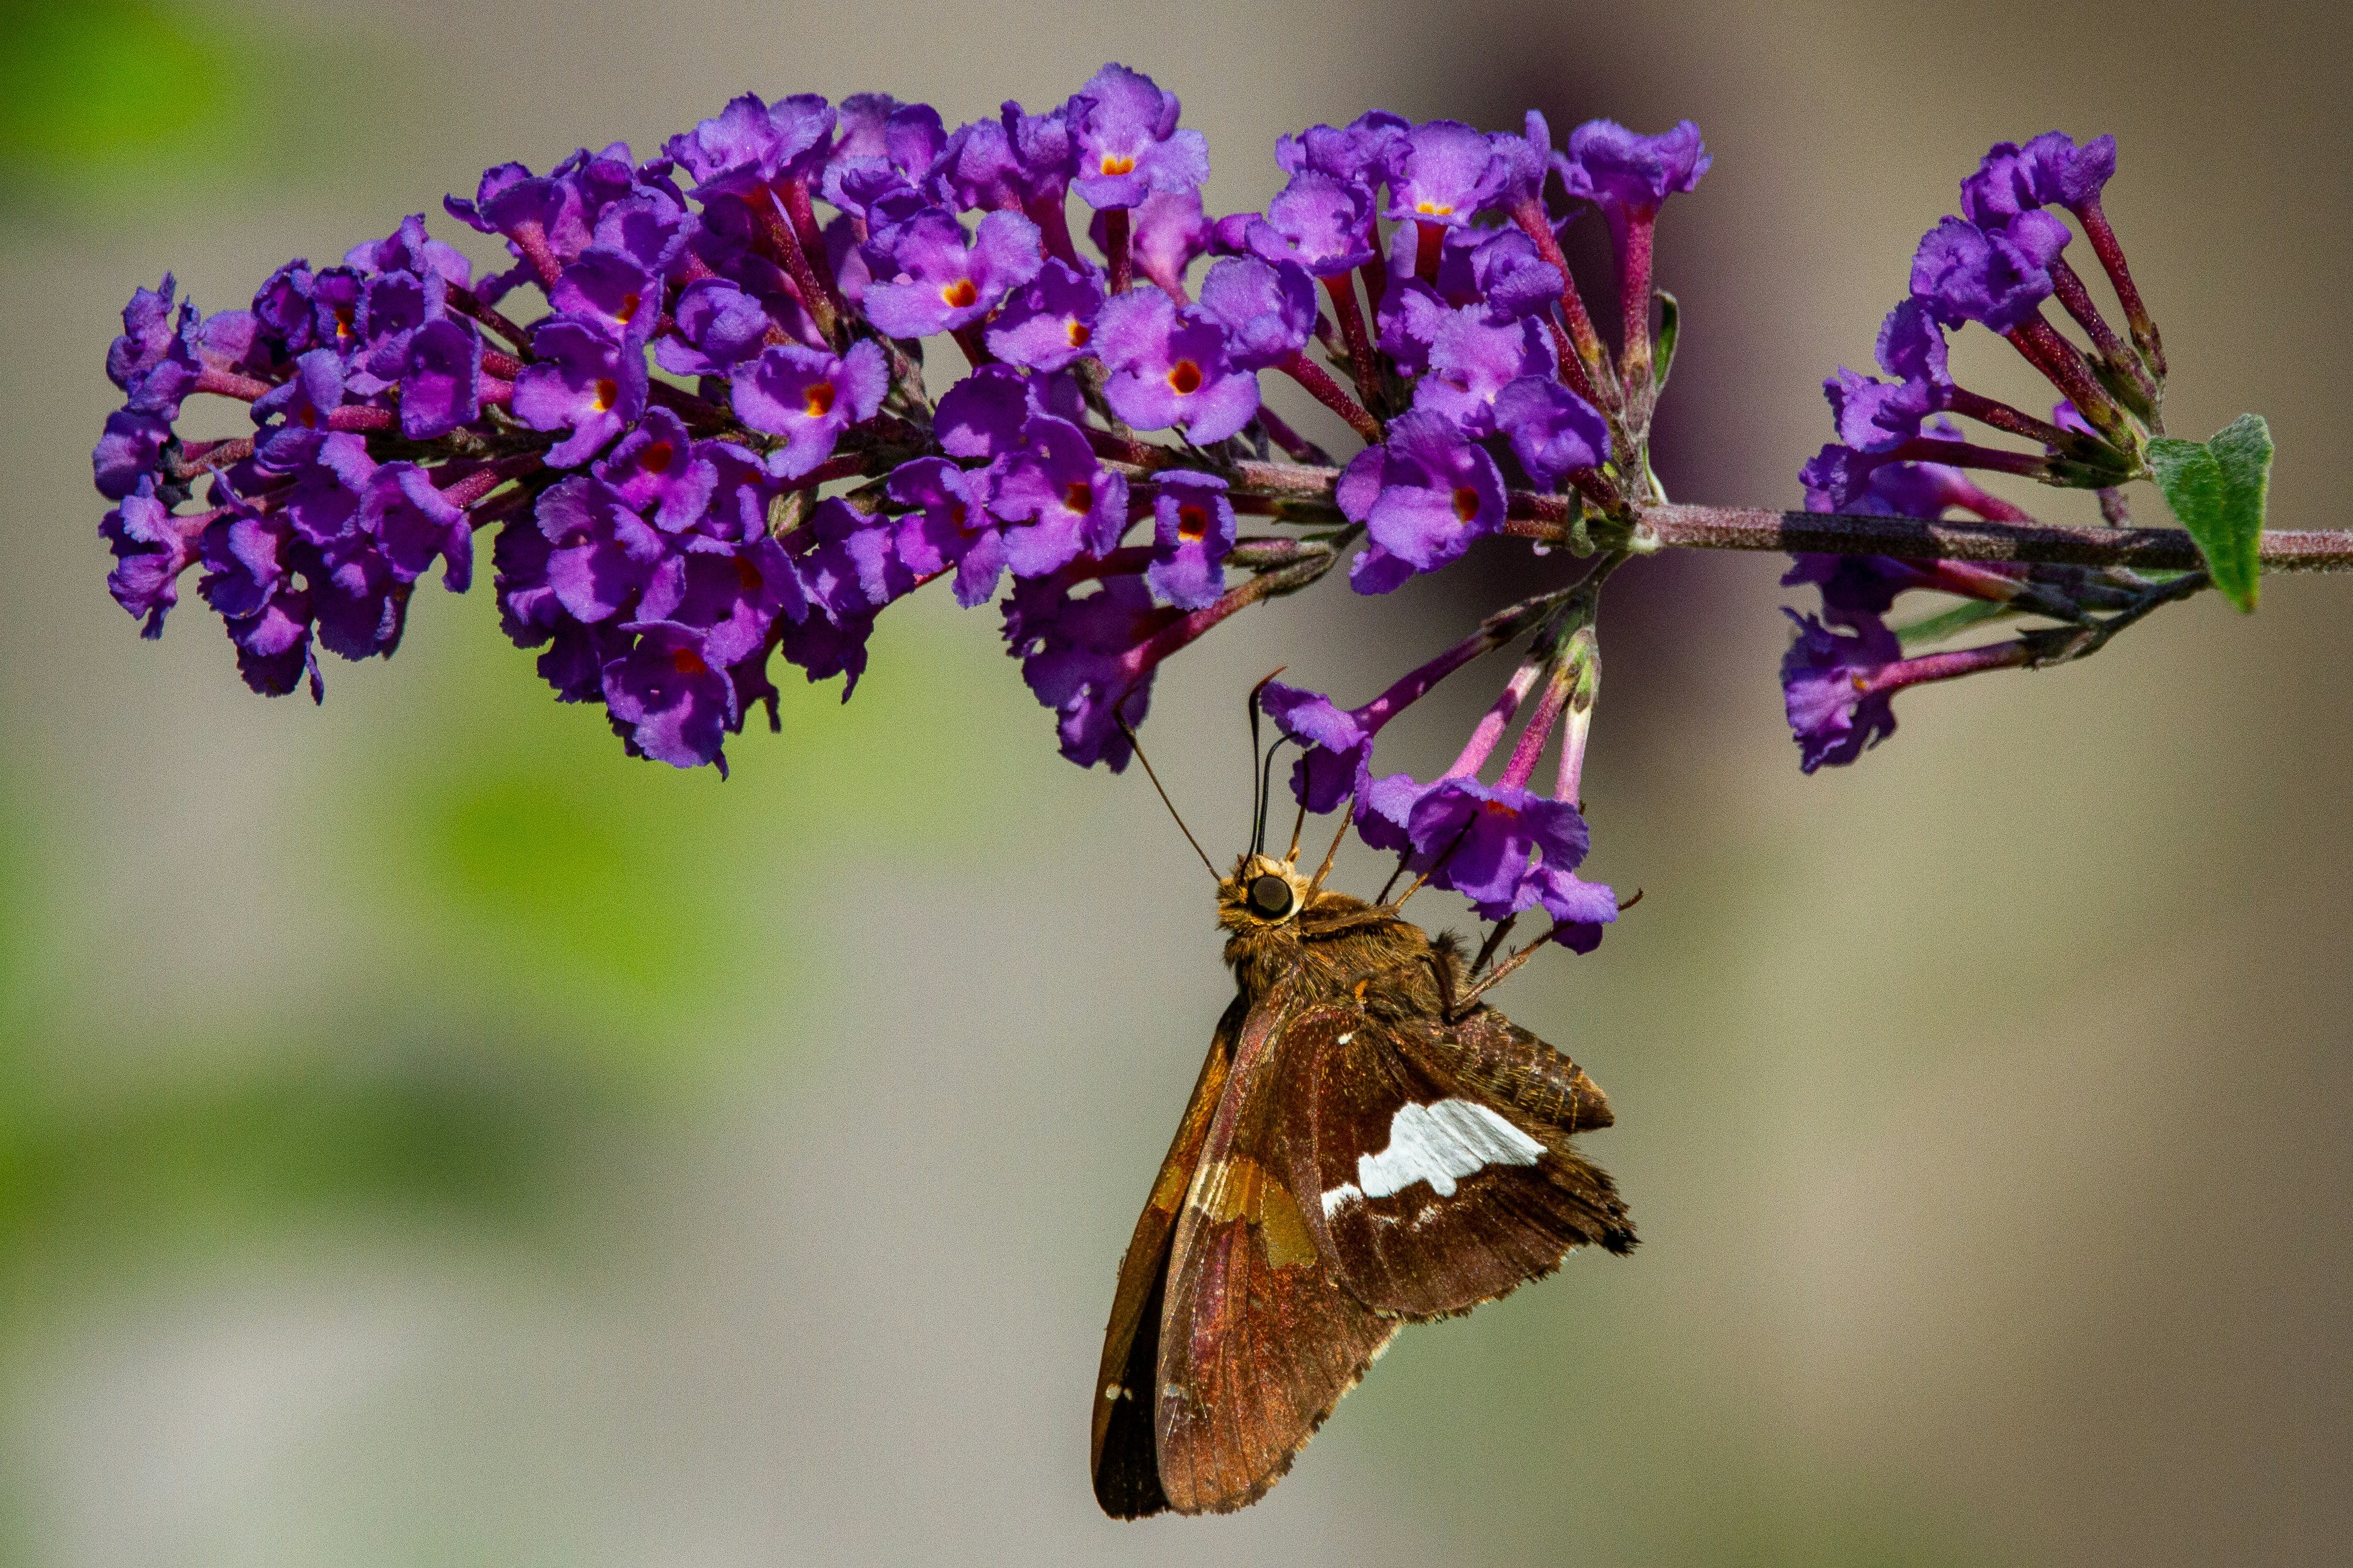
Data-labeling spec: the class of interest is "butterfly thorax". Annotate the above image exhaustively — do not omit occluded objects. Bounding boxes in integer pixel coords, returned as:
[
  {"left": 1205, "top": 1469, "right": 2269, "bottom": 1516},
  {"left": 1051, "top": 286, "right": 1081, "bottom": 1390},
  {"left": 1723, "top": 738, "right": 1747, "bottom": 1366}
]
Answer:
[{"left": 1215, "top": 853, "right": 1447, "bottom": 1018}]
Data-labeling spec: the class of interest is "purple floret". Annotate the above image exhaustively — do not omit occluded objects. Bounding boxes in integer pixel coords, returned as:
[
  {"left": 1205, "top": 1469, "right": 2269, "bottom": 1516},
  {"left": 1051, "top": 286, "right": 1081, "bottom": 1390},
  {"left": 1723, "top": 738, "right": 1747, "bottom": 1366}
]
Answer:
[
  {"left": 1245, "top": 171, "right": 1376, "bottom": 277},
  {"left": 512, "top": 317, "right": 647, "bottom": 467},
  {"left": 984, "top": 258, "right": 1105, "bottom": 371},
  {"left": 1491, "top": 376, "right": 1609, "bottom": 488},
  {"left": 1400, "top": 777, "right": 1596, "bottom": 921},
  {"left": 1091, "top": 288, "right": 1259, "bottom": 444},
  {"left": 1068, "top": 63, "right": 1209, "bottom": 210},
  {"left": 592, "top": 407, "right": 718, "bottom": 533},
  {"left": 1909, "top": 213, "right": 2069, "bottom": 335},
  {"left": 729, "top": 339, "right": 887, "bottom": 478},
  {"left": 1144, "top": 470, "right": 1234, "bottom": 609},
  {"left": 361, "top": 461, "right": 471, "bottom": 589},
  {"left": 886, "top": 455, "right": 1003, "bottom": 607},
  {"left": 932, "top": 362, "right": 1039, "bottom": 459},
  {"left": 1411, "top": 309, "right": 1553, "bottom": 436},
  {"left": 534, "top": 474, "right": 667, "bottom": 623},
  {"left": 1335, "top": 411, "right": 1505, "bottom": 590},
  {"left": 1276, "top": 111, "right": 1408, "bottom": 186},
  {"left": 400, "top": 319, "right": 483, "bottom": 440},
  {"left": 101, "top": 481, "right": 210, "bottom": 636},
  {"left": 1003, "top": 569, "right": 1170, "bottom": 769},
  {"left": 1196, "top": 256, "right": 1316, "bottom": 370},
  {"left": 1559, "top": 118, "right": 1710, "bottom": 239},
  {"left": 861, "top": 208, "right": 1044, "bottom": 339},
  {"left": 985, "top": 415, "right": 1131, "bottom": 576},
  {"left": 1382, "top": 120, "right": 1508, "bottom": 226},
  {"left": 604, "top": 620, "right": 741, "bottom": 771},
  {"left": 1110, "top": 188, "right": 1211, "bottom": 297},
  {"left": 655, "top": 278, "right": 776, "bottom": 378},
  {"left": 664, "top": 93, "right": 836, "bottom": 196},
  {"left": 1780, "top": 610, "right": 1899, "bottom": 773},
  {"left": 1259, "top": 682, "right": 1376, "bottom": 814},
  {"left": 197, "top": 507, "right": 321, "bottom": 700}
]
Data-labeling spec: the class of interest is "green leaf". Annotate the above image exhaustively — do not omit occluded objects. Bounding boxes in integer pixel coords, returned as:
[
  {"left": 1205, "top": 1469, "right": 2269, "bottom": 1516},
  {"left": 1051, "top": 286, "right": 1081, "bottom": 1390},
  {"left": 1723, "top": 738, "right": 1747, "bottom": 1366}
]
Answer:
[
  {"left": 1653, "top": 290, "right": 1680, "bottom": 392},
  {"left": 2147, "top": 413, "right": 2273, "bottom": 612}
]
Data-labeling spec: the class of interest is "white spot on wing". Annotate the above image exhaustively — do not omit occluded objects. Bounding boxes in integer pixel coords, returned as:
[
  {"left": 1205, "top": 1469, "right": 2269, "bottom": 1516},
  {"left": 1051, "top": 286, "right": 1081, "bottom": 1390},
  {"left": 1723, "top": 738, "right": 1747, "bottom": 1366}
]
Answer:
[
  {"left": 1320, "top": 1181, "right": 1363, "bottom": 1218},
  {"left": 1355, "top": 1098, "right": 1542, "bottom": 1199}
]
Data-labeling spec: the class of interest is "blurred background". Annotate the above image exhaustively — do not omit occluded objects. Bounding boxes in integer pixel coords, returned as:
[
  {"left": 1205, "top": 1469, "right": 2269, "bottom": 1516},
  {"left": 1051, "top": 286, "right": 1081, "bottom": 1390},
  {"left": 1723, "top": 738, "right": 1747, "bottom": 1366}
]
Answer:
[{"left": 4, "top": 0, "right": 2350, "bottom": 1563}]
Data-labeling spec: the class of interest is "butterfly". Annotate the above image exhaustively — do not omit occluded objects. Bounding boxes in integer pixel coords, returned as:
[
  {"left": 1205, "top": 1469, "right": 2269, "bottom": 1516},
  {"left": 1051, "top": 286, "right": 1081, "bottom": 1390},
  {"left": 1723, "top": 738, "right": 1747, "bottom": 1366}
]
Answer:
[{"left": 1088, "top": 818, "right": 1636, "bottom": 1518}]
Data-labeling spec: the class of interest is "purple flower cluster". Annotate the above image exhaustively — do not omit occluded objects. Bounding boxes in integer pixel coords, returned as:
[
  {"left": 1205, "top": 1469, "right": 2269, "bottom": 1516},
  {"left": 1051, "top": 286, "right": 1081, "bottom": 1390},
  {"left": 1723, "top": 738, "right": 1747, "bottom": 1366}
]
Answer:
[
  {"left": 1783, "top": 130, "right": 2171, "bottom": 771},
  {"left": 1801, "top": 130, "right": 2163, "bottom": 521},
  {"left": 95, "top": 69, "right": 1729, "bottom": 960},
  {"left": 95, "top": 69, "right": 1696, "bottom": 792},
  {"left": 98, "top": 222, "right": 512, "bottom": 700}
]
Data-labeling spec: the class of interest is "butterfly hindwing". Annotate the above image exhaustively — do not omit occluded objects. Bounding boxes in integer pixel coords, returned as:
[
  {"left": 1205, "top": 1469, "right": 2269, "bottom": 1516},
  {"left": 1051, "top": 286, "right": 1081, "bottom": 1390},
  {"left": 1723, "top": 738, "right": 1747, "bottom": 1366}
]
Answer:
[
  {"left": 1152, "top": 988, "right": 1398, "bottom": 1515},
  {"left": 1281, "top": 1005, "right": 1636, "bottom": 1322},
  {"left": 1090, "top": 997, "right": 1241, "bottom": 1519}
]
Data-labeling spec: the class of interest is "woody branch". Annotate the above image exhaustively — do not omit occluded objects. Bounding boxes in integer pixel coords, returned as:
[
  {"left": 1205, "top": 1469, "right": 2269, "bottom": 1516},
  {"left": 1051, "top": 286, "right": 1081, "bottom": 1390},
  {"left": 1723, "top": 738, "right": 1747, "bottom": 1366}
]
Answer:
[{"left": 1209, "top": 462, "right": 2353, "bottom": 575}]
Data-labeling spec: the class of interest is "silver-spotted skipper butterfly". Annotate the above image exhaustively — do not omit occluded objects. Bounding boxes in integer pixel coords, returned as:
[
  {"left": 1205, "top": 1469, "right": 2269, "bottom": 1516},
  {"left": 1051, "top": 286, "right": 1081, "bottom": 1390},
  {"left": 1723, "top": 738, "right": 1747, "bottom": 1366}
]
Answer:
[{"left": 1090, "top": 724, "right": 1636, "bottom": 1517}]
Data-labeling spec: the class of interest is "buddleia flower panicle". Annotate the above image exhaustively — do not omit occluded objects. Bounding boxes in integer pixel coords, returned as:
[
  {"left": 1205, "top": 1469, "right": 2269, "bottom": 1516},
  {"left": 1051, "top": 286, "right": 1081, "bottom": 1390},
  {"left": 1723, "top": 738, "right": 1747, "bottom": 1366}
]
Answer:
[
  {"left": 1782, "top": 131, "right": 2184, "bottom": 771},
  {"left": 95, "top": 65, "right": 1733, "bottom": 950}
]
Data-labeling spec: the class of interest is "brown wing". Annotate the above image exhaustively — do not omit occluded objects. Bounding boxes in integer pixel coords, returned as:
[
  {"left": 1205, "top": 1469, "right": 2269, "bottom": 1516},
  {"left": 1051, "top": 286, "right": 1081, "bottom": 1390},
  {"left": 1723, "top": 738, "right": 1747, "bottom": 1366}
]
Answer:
[
  {"left": 1153, "top": 988, "right": 1398, "bottom": 1515},
  {"left": 1280, "top": 1005, "right": 1635, "bottom": 1322},
  {"left": 1090, "top": 996, "right": 1240, "bottom": 1519}
]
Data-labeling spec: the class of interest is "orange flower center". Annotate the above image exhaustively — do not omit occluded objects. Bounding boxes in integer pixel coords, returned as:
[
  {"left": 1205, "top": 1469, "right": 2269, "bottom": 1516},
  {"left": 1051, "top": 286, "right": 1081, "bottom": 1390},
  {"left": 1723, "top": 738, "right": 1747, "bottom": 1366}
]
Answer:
[
  {"left": 734, "top": 556, "right": 764, "bottom": 590},
  {"left": 642, "top": 440, "right": 674, "bottom": 473},
  {"left": 803, "top": 381, "right": 837, "bottom": 419},
  {"left": 1414, "top": 200, "right": 1453, "bottom": 216},
  {"left": 1066, "top": 319, "right": 1092, "bottom": 348},
  {"left": 670, "top": 645, "right": 711, "bottom": 677},
  {"left": 295, "top": 407, "right": 317, "bottom": 429},
  {"left": 1451, "top": 487, "right": 1481, "bottom": 523},
  {"left": 592, "top": 378, "right": 619, "bottom": 413},
  {"left": 333, "top": 307, "right": 354, "bottom": 340},
  {"left": 1166, "top": 359, "right": 1203, "bottom": 395},
  {"left": 1063, "top": 481, "right": 1094, "bottom": 513},
  {"left": 1099, "top": 154, "right": 1136, "bottom": 176},
  {"left": 1175, "top": 504, "right": 1210, "bottom": 542},
  {"left": 616, "top": 291, "right": 641, "bottom": 323},
  {"left": 941, "top": 277, "right": 979, "bottom": 308}
]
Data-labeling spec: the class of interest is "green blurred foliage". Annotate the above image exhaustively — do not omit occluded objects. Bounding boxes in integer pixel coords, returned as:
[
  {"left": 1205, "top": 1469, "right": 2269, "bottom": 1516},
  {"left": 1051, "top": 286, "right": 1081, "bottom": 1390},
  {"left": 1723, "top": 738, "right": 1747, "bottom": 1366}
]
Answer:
[
  {"left": 0, "top": 0, "right": 246, "bottom": 193},
  {"left": 338, "top": 590, "right": 1029, "bottom": 1077}
]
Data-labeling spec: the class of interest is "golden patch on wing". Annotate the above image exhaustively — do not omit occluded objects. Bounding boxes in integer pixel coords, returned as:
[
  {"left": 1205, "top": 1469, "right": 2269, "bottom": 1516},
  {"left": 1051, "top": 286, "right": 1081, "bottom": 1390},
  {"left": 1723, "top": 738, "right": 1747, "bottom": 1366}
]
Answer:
[
  {"left": 1191, "top": 1155, "right": 1318, "bottom": 1270},
  {"left": 1148, "top": 1151, "right": 1193, "bottom": 1214}
]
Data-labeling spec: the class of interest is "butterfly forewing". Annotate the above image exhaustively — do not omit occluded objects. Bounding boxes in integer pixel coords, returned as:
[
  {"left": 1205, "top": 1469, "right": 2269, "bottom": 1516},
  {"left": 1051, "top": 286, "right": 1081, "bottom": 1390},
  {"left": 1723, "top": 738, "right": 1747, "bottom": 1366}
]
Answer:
[
  {"left": 1152, "top": 988, "right": 1398, "bottom": 1515},
  {"left": 1090, "top": 997, "right": 1242, "bottom": 1518},
  {"left": 1281, "top": 1006, "right": 1636, "bottom": 1321}
]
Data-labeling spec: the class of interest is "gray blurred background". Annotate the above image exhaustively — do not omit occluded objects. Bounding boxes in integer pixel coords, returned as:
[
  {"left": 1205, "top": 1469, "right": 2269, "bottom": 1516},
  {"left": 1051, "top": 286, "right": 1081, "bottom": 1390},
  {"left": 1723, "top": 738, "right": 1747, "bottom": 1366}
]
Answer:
[{"left": 3, "top": 0, "right": 2349, "bottom": 1563}]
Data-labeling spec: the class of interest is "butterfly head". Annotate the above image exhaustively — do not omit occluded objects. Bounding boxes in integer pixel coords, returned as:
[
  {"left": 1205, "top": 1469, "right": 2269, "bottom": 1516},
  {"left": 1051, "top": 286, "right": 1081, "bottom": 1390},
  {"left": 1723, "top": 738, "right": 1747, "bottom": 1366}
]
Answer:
[{"left": 1218, "top": 852, "right": 1312, "bottom": 934}]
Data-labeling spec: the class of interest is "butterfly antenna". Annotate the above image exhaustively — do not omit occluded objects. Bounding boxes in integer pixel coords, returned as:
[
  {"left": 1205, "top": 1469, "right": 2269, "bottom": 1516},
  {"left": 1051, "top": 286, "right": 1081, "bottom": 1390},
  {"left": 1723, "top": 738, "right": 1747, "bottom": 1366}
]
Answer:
[
  {"left": 1245, "top": 669, "right": 1285, "bottom": 855},
  {"left": 1116, "top": 715, "right": 1217, "bottom": 880},
  {"left": 1252, "top": 735, "right": 1298, "bottom": 857}
]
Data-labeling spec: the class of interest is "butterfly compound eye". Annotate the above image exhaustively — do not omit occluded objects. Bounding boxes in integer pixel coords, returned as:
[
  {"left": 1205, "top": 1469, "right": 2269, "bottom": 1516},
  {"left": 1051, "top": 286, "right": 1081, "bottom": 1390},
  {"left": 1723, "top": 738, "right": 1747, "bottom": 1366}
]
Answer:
[{"left": 1247, "top": 873, "right": 1296, "bottom": 920}]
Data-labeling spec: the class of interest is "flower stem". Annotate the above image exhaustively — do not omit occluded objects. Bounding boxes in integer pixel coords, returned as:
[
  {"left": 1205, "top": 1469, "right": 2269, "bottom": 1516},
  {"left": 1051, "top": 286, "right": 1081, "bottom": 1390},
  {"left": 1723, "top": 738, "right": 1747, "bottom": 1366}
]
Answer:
[
  {"left": 2075, "top": 198, "right": 2165, "bottom": 379},
  {"left": 1320, "top": 275, "right": 1382, "bottom": 401},
  {"left": 1279, "top": 351, "right": 1382, "bottom": 443},
  {"left": 2003, "top": 316, "right": 2127, "bottom": 444},
  {"left": 1104, "top": 208, "right": 1133, "bottom": 294},
  {"left": 1616, "top": 215, "right": 1655, "bottom": 394},
  {"left": 1509, "top": 197, "right": 1616, "bottom": 408}
]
